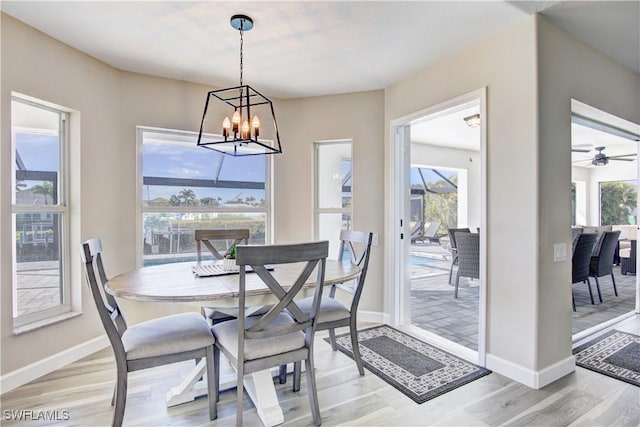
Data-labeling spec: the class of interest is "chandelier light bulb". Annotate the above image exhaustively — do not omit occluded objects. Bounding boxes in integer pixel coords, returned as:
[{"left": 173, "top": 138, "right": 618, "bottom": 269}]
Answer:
[
  {"left": 222, "top": 116, "right": 231, "bottom": 138},
  {"left": 232, "top": 110, "right": 241, "bottom": 133},
  {"left": 241, "top": 119, "right": 250, "bottom": 139},
  {"left": 252, "top": 115, "right": 260, "bottom": 138}
]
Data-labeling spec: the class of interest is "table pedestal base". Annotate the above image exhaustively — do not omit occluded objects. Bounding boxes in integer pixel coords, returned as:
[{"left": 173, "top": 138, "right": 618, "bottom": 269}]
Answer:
[{"left": 166, "top": 359, "right": 288, "bottom": 427}]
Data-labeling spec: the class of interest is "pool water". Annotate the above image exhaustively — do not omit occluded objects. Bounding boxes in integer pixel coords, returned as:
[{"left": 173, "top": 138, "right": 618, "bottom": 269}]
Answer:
[{"left": 410, "top": 255, "right": 438, "bottom": 265}]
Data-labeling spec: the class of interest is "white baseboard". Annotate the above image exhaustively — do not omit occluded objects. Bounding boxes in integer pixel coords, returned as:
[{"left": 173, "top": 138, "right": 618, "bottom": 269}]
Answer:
[
  {"left": 486, "top": 353, "right": 575, "bottom": 389},
  {"left": 1, "top": 335, "right": 109, "bottom": 394},
  {"left": 358, "top": 310, "right": 389, "bottom": 325}
]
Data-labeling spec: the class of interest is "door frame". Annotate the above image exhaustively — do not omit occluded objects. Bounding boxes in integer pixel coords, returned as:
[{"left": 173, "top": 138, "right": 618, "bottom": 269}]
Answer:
[{"left": 385, "top": 87, "right": 487, "bottom": 365}]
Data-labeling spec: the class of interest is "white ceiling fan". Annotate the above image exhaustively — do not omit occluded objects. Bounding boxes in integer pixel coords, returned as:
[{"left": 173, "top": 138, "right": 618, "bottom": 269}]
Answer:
[{"left": 572, "top": 145, "right": 636, "bottom": 167}]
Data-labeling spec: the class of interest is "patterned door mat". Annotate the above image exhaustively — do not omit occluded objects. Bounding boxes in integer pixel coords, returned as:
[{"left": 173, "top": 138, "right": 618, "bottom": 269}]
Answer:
[
  {"left": 328, "top": 325, "right": 491, "bottom": 403},
  {"left": 573, "top": 330, "right": 640, "bottom": 387}
]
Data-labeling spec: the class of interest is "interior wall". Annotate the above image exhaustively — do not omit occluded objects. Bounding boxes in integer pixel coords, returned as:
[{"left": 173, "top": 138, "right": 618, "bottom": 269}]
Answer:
[
  {"left": 1, "top": 14, "right": 120, "bottom": 373},
  {"left": 410, "top": 143, "right": 481, "bottom": 229},
  {"left": 1, "top": 13, "right": 386, "bottom": 376},
  {"left": 276, "top": 92, "right": 385, "bottom": 312},
  {"left": 386, "top": 18, "right": 540, "bottom": 374},
  {"left": 536, "top": 14, "right": 640, "bottom": 369}
]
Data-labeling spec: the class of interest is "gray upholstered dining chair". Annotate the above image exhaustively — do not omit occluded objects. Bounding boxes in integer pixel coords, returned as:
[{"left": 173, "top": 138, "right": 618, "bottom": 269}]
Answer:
[
  {"left": 453, "top": 231, "right": 479, "bottom": 298},
  {"left": 291, "top": 230, "right": 373, "bottom": 380},
  {"left": 212, "top": 241, "right": 329, "bottom": 426},
  {"left": 447, "top": 227, "right": 471, "bottom": 285},
  {"left": 81, "top": 238, "right": 217, "bottom": 427},
  {"left": 196, "top": 229, "right": 250, "bottom": 325}
]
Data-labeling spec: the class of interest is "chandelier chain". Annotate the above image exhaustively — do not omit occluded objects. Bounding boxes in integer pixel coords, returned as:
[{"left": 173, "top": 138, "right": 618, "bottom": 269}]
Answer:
[{"left": 239, "top": 27, "right": 244, "bottom": 88}]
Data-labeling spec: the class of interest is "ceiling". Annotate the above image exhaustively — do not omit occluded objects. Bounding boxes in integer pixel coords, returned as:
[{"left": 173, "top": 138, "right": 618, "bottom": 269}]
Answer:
[{"left": 1, "top": 1, "right": 637, "bottom": 99}]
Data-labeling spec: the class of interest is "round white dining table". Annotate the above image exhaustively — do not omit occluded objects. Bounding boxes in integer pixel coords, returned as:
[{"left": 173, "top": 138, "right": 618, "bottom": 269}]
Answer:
[{"left": 105, "top": 259, "right": 360, "bottom": 427}]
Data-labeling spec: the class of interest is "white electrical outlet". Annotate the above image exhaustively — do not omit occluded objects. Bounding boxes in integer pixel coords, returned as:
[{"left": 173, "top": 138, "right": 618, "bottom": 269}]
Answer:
[{"left": 553, "top": 243, "right": 568, "bottom": 262}]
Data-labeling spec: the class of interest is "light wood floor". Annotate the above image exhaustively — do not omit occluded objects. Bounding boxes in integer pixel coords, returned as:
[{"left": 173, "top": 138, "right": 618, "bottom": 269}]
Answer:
[{"left": 2, "top": 317, "right": 639, "bottom": 427}]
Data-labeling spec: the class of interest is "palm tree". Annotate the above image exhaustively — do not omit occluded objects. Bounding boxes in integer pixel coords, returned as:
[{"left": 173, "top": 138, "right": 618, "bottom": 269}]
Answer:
[
  {"left": 178, "top": 188, "right": 197, "bottom": 206},
  {"left": 31, "top": 182, "right": 54, "bottom": 205}
]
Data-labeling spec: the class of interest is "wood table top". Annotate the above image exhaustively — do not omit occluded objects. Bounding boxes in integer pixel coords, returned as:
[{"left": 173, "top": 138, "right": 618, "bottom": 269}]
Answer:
[{"left": 106, "top": 259, "right": 360, "bottom": 305}]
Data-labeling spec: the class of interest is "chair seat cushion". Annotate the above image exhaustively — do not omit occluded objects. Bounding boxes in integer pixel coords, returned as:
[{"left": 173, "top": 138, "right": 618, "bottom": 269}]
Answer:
[
  {"left": 620, "top": 248, "right": 631, "bottom": 258},
  {"left": 122, "top": 312, "right": 214, "bottom": 360},
  {"left": 296, "top": 296, "right": 351, "bottom": 324},
  {"left": 212, "top": 313, "right": 304, "bottom": 361}
]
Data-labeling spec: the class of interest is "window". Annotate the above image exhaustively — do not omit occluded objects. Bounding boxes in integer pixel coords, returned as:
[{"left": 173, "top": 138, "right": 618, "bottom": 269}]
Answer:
[
  {"left": 11, "top": 95, "right": 71, "bottom": 327},
  {"left": 314, "top": 141, "right": 352, "bottom": 258},
  {"left": 600, "top": 180, "right": 638, "bottom": 225},
  {"left": 140, "top": 128, "right": 270, "bottom": 265}
]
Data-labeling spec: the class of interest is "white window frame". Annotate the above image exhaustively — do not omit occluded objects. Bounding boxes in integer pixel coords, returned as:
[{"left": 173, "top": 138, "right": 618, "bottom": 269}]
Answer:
[
  {"left": 137, "top": 126, "right": 273, "bottom": 266},
  {"left": 313, "top": 139, "right": 353, "bottom": 257},
  {"left": 11, "top": 94, "right": 71, "bottom": 328}
]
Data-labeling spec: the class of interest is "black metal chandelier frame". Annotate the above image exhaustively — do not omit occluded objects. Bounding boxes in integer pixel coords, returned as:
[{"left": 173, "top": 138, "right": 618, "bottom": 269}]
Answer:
[{"left": 197, "top": 14, "right": 282, "bottom": 157}]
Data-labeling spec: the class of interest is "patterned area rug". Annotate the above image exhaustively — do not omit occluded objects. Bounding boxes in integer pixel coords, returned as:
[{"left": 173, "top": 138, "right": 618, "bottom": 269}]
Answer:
[
  {"left": 573, "top": 330, "right": 640, "bottom": 387},
  {"left": 328, "top": 325, "right": 491, "bottom": 403}
]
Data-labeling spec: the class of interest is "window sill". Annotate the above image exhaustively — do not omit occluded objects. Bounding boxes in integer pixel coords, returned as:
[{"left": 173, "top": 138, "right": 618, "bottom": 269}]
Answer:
[{"left": 13, "top": 311, "right": 82, "bottom": 336}]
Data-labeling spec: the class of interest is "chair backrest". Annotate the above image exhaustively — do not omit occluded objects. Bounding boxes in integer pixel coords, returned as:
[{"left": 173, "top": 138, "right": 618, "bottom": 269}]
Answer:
[
  {"left": 591, "top": 230, "right": 621, "bottom": 275},
  {"left": 410, "top": 221, "right": 425, "bottom": 238},
  {"left": 454, "top": 232, "right": 480, "bottom": 279},
  {"left": 337, "top": 230, "right": 373, "bottom": 312},
  {"left": 448, "top": 228, "right": 471, "bottom": 250},
  {"left": 572, "top": 233, "right": 597, "bottom": 283},
  {"left": 81, "top": 238, "right": 127, "bottom": 360},
  {"left": 571, "top": 227, "right": 584, "bottom": 251},
  {"left": 195, "top": 229, "right": 249, "bottom": 262},
  {"left": 235, "top": 241, "right": 329, "bottom": 343},
  {"left": 424, "top": 221, "right": 441, "bottom": 238}
]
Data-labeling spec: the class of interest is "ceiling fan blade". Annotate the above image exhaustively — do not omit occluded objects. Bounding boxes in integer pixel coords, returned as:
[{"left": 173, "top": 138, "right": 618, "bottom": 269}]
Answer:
[
  {"left": 608, "top": 154, "right": 637, "bottom": 159},
  {"left": 571, "top": 148, "right": 591, "bottom": 153},
  {"left": 609, "top": 157, "right": 636, "bottom": 162}
]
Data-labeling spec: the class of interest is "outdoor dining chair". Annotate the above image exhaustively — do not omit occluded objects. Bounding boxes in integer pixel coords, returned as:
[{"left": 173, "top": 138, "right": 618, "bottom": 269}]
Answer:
[
  {"left": 211, "top": 241, "right": 329, "bottom": 426},
  {"left": 453, "top": 231, "right": 479, "bottom": 299},
  {"left": 572, "top": 232, "right": 598, "bottom": 311},
  {"left": 81, "top": 238, "right": 217, "bottom": 427},
  {"left": 589, "top": 230, "right": 621, "bottom": 302},
  {"left": 447, "top": 227, "right": 471, "bottom": 285}
]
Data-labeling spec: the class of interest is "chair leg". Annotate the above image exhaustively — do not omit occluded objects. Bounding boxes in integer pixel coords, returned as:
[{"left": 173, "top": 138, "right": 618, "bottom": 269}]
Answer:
[
  {"left": 205, "top": 346, "right": 217, "bottom": 420},
  {"left": 279, "top": 364, "right": 287, "bottom": 384},
  {"left": 349, "top": 318, "right": 365, "bottom": 376},
  {"left": 214, "top": 345, "right": 220, "bottom": 402},
  {"left": 572, "top": 293, "right": 576, "bottom": 312},
  {"left": 236, "top": 361, "right": 244, "bottom": 427},
  {"left": 304, "top": 356, "right": 322, "bottom": 426},
  {"left": 448, "top": 264, "right": 454, "bottom": 285},
  {"left": 113, "top": 368, "right": 127, "bottom": 427},
  {"left": 454, "top": 273, "right": 460, "bottom": 299},
  {"left": 328, "top": 329, "right": 338, "bottom": 351},
  {"left": 594, "top": 276, "right": 603, "bottom": 303},
  {"left": 610, "top": 273, "right": 618, "bottom": 296},
  {"left": 292, "top": 361, "right": 301, "bottom": 392},
  {"left": 585, "top": 279, "right": 595, "bottom": 305}
]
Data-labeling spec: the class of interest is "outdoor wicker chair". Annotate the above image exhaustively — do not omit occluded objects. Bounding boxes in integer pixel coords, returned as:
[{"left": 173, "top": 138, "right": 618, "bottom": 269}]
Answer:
[{"left": 453, "top": 231, "right": 479, "bottom": 299}]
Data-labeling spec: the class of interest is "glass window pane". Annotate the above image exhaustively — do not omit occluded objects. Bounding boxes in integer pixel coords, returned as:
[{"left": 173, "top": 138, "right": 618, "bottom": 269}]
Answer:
[
  {"left": 317, "top": 213, "right": 351, "bottom": 259},
  {"left": 13, "top": 102, "right": 61, "bottom": 206},
  {"left": 600, "top": 180, "right": 638, "bottom": 225},
  {"left": 14, "top": 212, "right": 63, "bottom": 317},
  {"left": 317, "top": 143, "right": 352, "bottom": 209},
  {"left": 142, "top": 133, "right": 266, "bottom": 206},
  {"left": 142, "top": 212, "right": 266, "bottom": 266}
]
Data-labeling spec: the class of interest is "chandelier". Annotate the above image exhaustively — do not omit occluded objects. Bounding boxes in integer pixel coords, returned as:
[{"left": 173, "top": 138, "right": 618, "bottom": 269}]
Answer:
[{"left": 197, "top": 14, "right": 282, "bottom": 156}]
